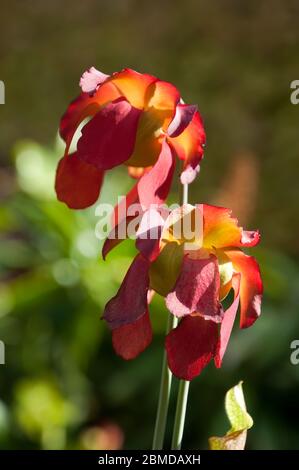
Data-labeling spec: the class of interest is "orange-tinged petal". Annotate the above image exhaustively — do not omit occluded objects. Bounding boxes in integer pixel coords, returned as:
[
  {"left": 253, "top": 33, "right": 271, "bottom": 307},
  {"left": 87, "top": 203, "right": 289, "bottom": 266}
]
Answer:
[
  {"left": 146, "top": 80, "right": 180, "bottom": 130},
  {"left": 225, "top": 249, "right": 263, "bottom": 328},
  {"left": 203, "top": 205, "right": 241, "bottom": 249},
  {"left": 110, "top": 68, "right": 157, "bottom": 109},
  {"left": 126, "top": 108, "right": 163, "bottom": 167},
  {"left": 202, "top": 204, "right": 260, "bottom": 250},
  {"left": 169, "top": 110, "right": 205, "bottom": 183}
]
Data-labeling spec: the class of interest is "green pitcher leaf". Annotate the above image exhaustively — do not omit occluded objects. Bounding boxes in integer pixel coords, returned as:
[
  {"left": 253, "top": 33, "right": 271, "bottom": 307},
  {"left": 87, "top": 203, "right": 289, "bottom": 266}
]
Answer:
[{"left": 209, "top": 382, "right": 253, "bottom": 450}]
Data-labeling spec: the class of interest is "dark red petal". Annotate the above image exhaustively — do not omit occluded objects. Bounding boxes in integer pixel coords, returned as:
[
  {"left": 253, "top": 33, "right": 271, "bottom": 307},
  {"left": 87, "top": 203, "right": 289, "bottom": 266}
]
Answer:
[
  {"left": 60, "top": 82, "right": 121, "bottom": 152},
  {"left": 77, "top": 98, "right": 142, "bottom": 170},
  {"left": 166, "top": 254, "right": 223, "bottom": 322},
  {"left": 103, "top": 254, "right": 150, "bottom": 329},
  {"left": 137, "top": 139, "right": 175, "bottom": 209},
  {"left": 112, "top": 311, "right": 152, "bottom": 360},
  {"left": 55, "top": 153, "right": 104, "bottom": 209},
  {"left": 225, "top": 249, "right": 263, "bottom": 328},
  {"left": 166, "top": 316, "right": 218, "bottom": 380},
  {"left": 167, "top": 104, "right": 198, "bottom": 138},
  {"left": 215, "top": 273, "right": 241, "bottom": 368}
]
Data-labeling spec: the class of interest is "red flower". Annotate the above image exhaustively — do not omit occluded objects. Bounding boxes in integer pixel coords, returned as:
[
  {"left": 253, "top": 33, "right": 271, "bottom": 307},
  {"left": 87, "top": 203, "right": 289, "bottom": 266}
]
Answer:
[
  {"left": 103, "top": 204, "right": 263, "bottom": 381},
  {"left": 55, "top": 67, "right": 205, "bottom": 209}
]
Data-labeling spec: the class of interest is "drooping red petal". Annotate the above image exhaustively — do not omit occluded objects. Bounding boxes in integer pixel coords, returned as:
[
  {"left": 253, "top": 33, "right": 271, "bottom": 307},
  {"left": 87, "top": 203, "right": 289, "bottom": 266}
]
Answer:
[
  {"left": 225, "top": 249, "right": 263, "bottom": 328},
  {"left": 168, "top": 111, "right": 206, "bottom": 184},
  {"left": 165, "top": 254, "right": 223, "bottom": 322},
  {"left": 215, "top": 273, "right": 241, "bottom": 368},
  {"left": 202, "top": 204, "right": 261, "bottom": 250},
  {"left": 112, "top": 310, "right": 152, "bottom": 360},
  {"left": 79, "top": 67, "right": 109, "bottom": 94},
  {"left": 103, "top": 254, "right": 150, "bottom": 329},
  {"left": 137, "top": 139, "right": 175, "bottom": 209},
  {"left": 55, "top": 153, "right": 104, "bottom": 209},
  {"left": 165, "top": 315, "right": 218, "bottom": 380},
  {"left": 60, "top": 82, "right": 121, "bottom": 152},
  {"left": 77, "top": 97, "right": 142, "bottom": 170},
  {"left": 167, "top": 104, "right": 198, "bottom": 138}
]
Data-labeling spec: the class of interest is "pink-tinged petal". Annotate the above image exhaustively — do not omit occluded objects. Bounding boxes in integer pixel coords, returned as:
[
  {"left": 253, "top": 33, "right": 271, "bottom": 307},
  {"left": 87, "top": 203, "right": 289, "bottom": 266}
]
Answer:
[
  {"left": 225, "top": 249, "right": 263, "bottom": 328},
  {"left": 241, "top": 230, "right": 261, "bottom": 247},
  {"left": 180, "top": 164, "right": 200, "bottom": 185},
  {"left": 55, "top": 153, "right": 104, "bottom": 209},
  {"left": 215, "top": 273, "right": 241, "bottom": 368},
  {"left": 60, "top": 82, "right": 121, "bottom": 152},
  {"left": 137, "top": 139, "right": 175, "bottom": 209},
  {"left": 166, "top": 316, "right": 218, "bottom": 380},
  {"left": 112, "top": 311, "right": 152, "bottom": 360},
  {"left": 77, "top": 97, "right": 142, "bottom": 170},
  {"left": 167, "top": 104, "right": 198, "bottom": 138},
  {"left": 136, "top": 208, "right": 165, "bottom": 261},
  {"left": 110, "top": 68, "right": 157, "bottom": 109},
  {"left": 165, "top": 254, "right": 223, "bottom": 322},
  {"left": 103, "top": 254, "right": 150, "bottom": 329},
  {"left": 79, "top": 67, "right": 109, "bottom": 94},
  {"left": 169, "top": 111, "right": 206, "bottom": 180}
]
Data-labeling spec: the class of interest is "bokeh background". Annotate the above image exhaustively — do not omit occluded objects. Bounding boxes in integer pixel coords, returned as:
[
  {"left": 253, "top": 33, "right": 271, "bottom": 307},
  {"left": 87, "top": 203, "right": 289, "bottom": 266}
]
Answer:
[{"left": 1, "top": 0, "right": 299, "bottom": 450}]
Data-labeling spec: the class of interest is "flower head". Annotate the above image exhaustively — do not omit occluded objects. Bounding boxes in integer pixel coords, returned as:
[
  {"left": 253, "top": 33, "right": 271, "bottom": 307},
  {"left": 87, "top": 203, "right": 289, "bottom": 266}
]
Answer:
[
  {"left": 103, "top": 203, "right": 263, "bottom": 381},
  {"left": 55, "top": 67, "right": 205, "bottom": 209}
]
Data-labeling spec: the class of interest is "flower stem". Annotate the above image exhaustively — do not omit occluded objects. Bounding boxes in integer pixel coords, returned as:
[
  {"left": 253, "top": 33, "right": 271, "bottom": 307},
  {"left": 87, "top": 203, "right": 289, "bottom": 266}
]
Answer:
[
  {"left": 152, "top": 180, "right": 189, "bottom": 450},
  {"left": 152, "top": 313, "right": 178, "bottom": 450},
  {"left": 171, "top": 379, "right": 190, "bottom": 449},
  {"left": 171, "top": 181, "right": 190, "bottom": 450}
]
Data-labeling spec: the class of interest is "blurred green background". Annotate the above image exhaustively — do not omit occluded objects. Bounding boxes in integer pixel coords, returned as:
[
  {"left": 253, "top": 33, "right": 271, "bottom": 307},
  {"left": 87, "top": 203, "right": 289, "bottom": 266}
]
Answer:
[{"left": 0, "top": 0, "right": 299, "bottom": 450}]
